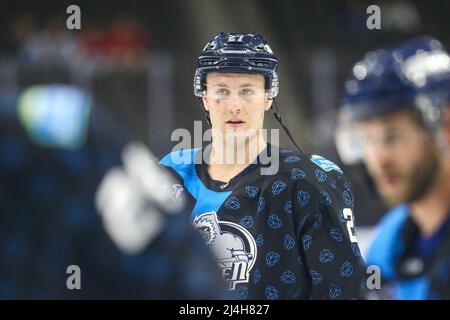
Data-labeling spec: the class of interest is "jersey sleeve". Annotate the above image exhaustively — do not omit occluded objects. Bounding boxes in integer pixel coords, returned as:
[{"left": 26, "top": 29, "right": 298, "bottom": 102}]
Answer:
[{"left": 293, "top": 166, "right": 367, "bottom": 299}]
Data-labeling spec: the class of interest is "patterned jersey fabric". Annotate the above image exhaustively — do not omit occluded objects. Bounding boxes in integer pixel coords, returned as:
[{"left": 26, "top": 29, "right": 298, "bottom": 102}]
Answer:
[{"left": 160, "top": 144, "right": 368, "bottom": 299}]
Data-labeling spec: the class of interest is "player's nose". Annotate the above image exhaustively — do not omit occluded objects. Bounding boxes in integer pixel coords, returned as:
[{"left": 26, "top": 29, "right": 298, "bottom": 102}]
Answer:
[
  {"left": 370, "top": 145, "right": 395, "bottom": 169},
  {"left": 227, "top": 96, "right": 241, "bottom": 114}
]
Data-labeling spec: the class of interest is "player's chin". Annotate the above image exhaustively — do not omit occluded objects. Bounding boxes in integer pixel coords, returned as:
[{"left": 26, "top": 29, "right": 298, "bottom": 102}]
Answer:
[
  {"left": 379, "top": 186, "right": 407, "bottom": 206},
  {"left": 224, "top": 126, "right": 248, "bottom": 136}
]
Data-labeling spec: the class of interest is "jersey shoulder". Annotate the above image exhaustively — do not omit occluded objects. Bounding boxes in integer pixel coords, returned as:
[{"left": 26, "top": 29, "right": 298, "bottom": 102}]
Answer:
[
  {"left": 366, "top": 204, "right": 410, "bottom": 279},
  {"left": 160, "top": 148, "right": 199, "bottom": 174},
  {"left": 277, "top": 147, "right": 347, "bottom": 186}
]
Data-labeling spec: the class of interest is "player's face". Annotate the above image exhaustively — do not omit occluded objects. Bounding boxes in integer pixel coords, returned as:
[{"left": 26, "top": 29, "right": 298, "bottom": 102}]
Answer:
[
  {"left": 202, "top": 73, "right": 272, "bottom": 137},
  {"left": 356, "top": 110, "right": 440, "bottom": 206}
]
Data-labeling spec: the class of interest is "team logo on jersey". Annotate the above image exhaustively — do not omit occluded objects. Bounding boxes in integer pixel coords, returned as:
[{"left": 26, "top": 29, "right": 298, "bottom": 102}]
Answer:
[
  {"left": 310, "top": 155, "right": 343, "bottom": 173},
  {"left": 193, "top": 212, "right": 257, "bottom": 290}
]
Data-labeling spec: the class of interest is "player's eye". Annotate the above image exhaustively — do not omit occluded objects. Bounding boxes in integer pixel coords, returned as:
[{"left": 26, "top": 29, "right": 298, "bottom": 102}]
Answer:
[
  {"left": 240, "top": 88, "right": 255, "bottom": 97},
  {"left": 215, "top": 88, "right": 230, "bottom": 97},
  {"left": 384, "top": 130, "right": 401, "bottom": 145}
]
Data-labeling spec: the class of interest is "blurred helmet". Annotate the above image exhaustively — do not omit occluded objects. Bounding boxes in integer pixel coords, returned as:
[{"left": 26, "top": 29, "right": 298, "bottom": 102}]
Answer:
[
  {"left": 341, "top": 36, "right": 450, "bottom": 130},
  {"left": 340, "top": 48, "right": 415, "bottom": 122},
  {"left": 393, "top": 36, "right": 450, "bottom": 132},
  {"left": 337, "top": 36, "right": 450, "bottom": 164},
  {"left": 193, "top": 32, "right": 279, "bottom": 99}
]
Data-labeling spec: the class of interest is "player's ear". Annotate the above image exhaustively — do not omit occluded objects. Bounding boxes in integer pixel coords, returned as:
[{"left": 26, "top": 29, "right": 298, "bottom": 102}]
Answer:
[{"left": 265, "top": 98, "right": 273, "bottom": 111}]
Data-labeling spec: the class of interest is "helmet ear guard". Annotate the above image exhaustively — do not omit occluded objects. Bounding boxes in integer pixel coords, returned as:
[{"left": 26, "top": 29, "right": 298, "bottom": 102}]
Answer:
[
  {"left": 268, "top": 72, "right": 279, "bottom": 99},
  {"left": 193, "top": 69, "right": 204, "bottom": 98}
]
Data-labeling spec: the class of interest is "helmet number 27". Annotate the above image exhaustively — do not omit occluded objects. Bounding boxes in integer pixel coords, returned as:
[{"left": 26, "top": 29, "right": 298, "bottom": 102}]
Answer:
[{"left": 228, "top": 34, "right": 244, "bottom": 42}]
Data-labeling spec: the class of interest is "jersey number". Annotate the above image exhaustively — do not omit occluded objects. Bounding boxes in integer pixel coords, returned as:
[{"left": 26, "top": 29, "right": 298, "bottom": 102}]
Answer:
[{"left": 343, "top": 208, "right": 357, "bottom": 243}]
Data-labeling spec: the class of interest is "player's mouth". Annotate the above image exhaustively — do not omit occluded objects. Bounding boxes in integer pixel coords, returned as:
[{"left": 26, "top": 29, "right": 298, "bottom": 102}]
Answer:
[
  {"left": 226, "top": 119, "right": 245, "bottom": 128},
  {"left": 378, "top": 173, "right": 400, "bottom": 188}
]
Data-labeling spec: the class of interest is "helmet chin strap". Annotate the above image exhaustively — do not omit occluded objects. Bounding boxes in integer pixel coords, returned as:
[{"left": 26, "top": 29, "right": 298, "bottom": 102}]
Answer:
[
  {"left": 199, "top": 97, "right": 303, "bottom": 154},
  {"left": 271, "top": 99, "right": 303, "bottom": 154},
  {"left": 198, "top": 97, "right": 212, "bottom": 127}
]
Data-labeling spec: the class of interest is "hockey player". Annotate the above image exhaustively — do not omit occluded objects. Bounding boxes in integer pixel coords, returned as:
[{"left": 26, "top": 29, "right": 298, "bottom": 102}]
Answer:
[
  {"left": 0, "top": 84, "right": 225, "bottom": 299},
  {"left": 339, "top": 36, "right": 450, "bottom": 299},
  {"left": 160, "top": 32, "right": 367, "bottom": 300}
]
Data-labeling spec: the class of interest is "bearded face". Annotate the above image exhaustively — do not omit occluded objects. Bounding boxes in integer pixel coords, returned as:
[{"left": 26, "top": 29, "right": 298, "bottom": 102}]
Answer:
[{"left": 357, "top": 110, "right": 442, "bottom": 206}]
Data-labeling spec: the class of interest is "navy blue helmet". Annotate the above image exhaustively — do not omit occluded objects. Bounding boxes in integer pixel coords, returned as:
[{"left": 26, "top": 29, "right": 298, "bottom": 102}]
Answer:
[
  {"left": 194, "top": 32, "right": 279, "bottom": 99},
  {"left": 393, "top": 36, "right": 450, "bottom": 130},
  {"left": 341, "top": 47, "right": 416, "bottom": 122},
  {"left": 341, "top": 36, "right": 450, "bottom": 131}
]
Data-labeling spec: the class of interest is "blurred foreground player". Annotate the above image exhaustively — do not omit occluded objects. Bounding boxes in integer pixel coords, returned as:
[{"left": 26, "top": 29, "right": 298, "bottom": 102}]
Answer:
[
  {"left": 0, "top": 84, "right": 225, "bottom": 299},
  {"left": 339, "top": 37, "right": 450, "bottom": 299},
  {"left": 160, "top": 32, "right": 367, "bottom": 300}
]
